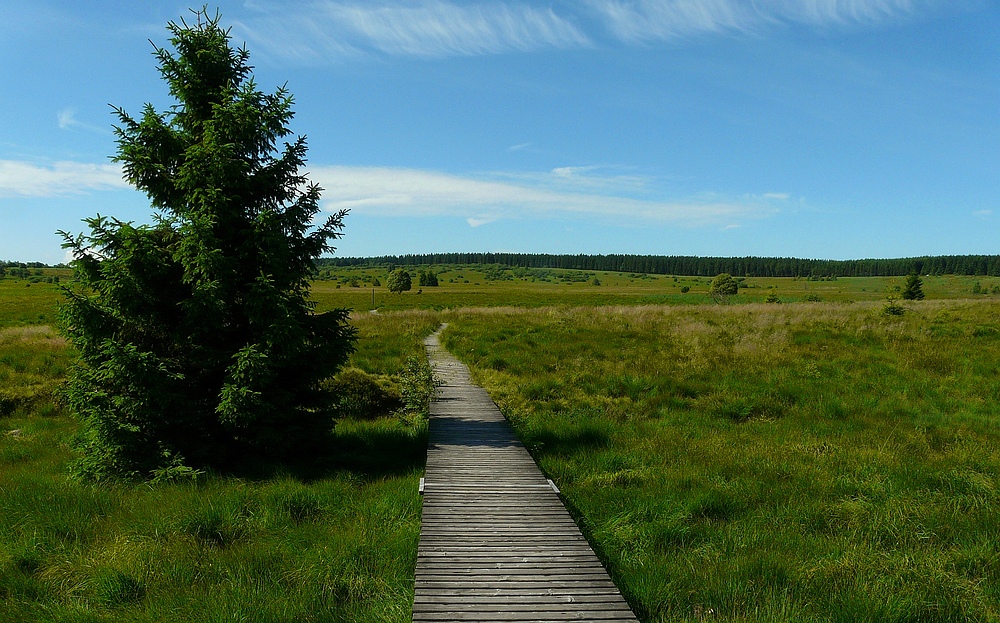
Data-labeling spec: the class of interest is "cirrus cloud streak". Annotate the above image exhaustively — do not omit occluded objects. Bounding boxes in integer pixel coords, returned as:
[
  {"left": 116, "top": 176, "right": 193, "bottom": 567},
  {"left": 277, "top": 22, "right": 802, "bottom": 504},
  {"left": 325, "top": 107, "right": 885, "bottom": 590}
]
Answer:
[
  {"left": 236, "top": 0, "right": 589, "bottom": 61},
  {"left": 232, "top": 0, "right": 950, "bottom": 62},
  {"left": 312, "top": 165, "right": 780, "bottom": 226},
  {"left": 587, "top": 0, "right": 940, "bottom": 42}
]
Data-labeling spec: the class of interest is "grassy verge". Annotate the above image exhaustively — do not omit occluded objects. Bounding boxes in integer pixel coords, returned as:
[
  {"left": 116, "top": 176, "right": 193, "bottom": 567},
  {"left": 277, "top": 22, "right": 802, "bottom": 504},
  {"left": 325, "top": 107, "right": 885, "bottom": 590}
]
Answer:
[
  {"left": 0, "top": 304, "right": 441, "bottom": 622},
  {"left": 442, "top": 301, "right": 1000, "bottom": 622},
  {"left": 311, "top": 265, "right": 1000, "bottom": 311}
]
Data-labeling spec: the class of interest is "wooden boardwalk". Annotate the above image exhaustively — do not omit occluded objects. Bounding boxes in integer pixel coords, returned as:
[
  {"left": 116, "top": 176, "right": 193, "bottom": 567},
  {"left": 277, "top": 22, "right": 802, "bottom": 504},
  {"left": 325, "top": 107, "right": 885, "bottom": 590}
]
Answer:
[{"left": 413, "top": 328, "right": 638, "bottom": 622}]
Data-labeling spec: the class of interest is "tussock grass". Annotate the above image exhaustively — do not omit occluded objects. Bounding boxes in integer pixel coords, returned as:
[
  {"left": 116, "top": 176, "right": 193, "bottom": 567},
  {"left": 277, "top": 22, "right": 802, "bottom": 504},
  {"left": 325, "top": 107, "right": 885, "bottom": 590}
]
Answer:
[
  {"left": 0, "top": 308, "right": 439, "bottom": 622},
  {"left": 347, "top": 309, "right": 442, "bottom": 375},
  {"left": 0, "top": 279, "right": 67, "bottom": 328},
  {"left": 0, "top": 325, "right": 72, "bottom": 420},
  {"left": 442, "top": 300, "right": 1000, "bottom": 622},
  {"left": 5, "top": 272, "right": 1000, "bottom": 620}
]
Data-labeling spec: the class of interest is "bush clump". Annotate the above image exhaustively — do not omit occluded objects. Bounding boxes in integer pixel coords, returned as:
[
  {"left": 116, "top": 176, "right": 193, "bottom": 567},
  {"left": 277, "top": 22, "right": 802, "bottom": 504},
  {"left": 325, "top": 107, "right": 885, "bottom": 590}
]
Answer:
[
  {"left": 882, "top": 297, "right": 906, "bottom": 316},
  {"left": 324, "top": 368, "right": 403, "bottom": 420},
  {"left": 710, "top": 273, "right": 738, "bottom": 299},
  {"left": 400, "top": 355, "right": 435, "bottom": 416}
]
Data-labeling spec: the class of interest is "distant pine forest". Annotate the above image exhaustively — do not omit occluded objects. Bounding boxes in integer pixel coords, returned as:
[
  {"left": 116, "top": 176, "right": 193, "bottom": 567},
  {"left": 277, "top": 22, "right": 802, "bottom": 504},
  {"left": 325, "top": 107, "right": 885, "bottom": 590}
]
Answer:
[
  {"left": 7, "top": 254, "right": 1000, "bottom": 278},
  {"left": 317, "top": 253, "right": 1000, "bottom": 278}
]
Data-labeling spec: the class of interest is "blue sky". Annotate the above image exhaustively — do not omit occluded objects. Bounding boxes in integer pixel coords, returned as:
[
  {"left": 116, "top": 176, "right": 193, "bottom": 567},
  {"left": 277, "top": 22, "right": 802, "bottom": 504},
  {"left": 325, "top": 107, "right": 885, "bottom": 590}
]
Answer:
[{"left": 1, "top": 0, "right": 997, "bottom": 264}]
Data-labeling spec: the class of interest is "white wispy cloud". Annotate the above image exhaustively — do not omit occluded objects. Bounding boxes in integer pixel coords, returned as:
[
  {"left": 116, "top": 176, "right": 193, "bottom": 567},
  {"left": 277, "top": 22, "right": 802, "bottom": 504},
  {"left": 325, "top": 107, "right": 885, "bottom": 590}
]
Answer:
[
  {"left": 763, "top": 192, "right": 790, "bottom": 200},
  {"left": 0, "top": 160, "right": 128, "bottom": 198},
  {"left": 57, "top": 109, "right": 76, "bottom": 129},
  {"left": 467, "top": 216, "right": 498, "bottom": 227},
  {"left": 56, "top": 108, "right": 107, "bottom": 133},
  {"left": 493, "top": 165, "right": 654, "bottom": 195},
  {"left": 0, "top": 158, "right": 784, "bottom": 230},
  {"left": 235, "top": 1, "right": 589, "bottom": 61},
  {"left": 228, "top": 0, "right": 952, "bottom": 62},
  {"left": 311, "top": 165, "right": 778, "bottom": 226},
  {"left": 551, "top": 165, "right": 603, "bottom": 178},
  {"left": 587, "top": 0, "right": 936, "bottom": 42}
]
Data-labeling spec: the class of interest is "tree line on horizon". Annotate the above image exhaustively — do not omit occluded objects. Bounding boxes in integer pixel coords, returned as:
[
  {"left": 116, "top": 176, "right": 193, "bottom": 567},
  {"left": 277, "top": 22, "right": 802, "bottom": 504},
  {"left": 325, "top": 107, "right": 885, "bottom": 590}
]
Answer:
[{"left": 318, "top": 253, "right": 1000, "bottom": 278}]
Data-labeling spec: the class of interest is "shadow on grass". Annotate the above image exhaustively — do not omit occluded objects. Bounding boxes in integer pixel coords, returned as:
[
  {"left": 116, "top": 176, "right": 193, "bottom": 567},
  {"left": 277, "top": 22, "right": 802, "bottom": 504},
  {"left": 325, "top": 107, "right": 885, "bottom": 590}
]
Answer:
[
  {"left": 524, "top": 423, "right": 610, "bottom": 457},
  {"left": 327, "top": 419, "right": 428, "bottom": 479},
  {"left": 225, "top": 418, "right": 428, "bottom": 483}
]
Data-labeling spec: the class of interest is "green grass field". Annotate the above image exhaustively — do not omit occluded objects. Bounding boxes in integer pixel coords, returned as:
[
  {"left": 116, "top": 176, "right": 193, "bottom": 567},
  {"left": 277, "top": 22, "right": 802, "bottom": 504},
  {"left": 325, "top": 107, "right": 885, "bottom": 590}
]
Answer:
[
  {"left": 311, "top": 264, "right": 1000, "bottom": 312},
  {"left": 0, "top": 281, "right": 441, "bottom": 622},
  {"left": 442, "top": 301, "right": 1000, "bottom": 622},
  {"left": 2, "top": 267, "right": 1000, "bottom": 621},
  {"left": 0, "top": 277, "right": 68, "bottom": 328}
]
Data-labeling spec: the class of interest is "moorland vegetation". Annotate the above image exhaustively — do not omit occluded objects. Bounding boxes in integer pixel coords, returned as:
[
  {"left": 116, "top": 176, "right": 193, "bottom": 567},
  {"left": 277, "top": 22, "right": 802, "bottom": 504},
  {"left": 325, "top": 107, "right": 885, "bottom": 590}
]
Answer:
[
  {"left": 443, "top": 301, "right": 1000, "bottom": 621},
  {"left": 0, "top": 304, "right": 437, "bottom": 622},
  {"left": 3, "top": 268, "right": 1000, "bottom": 621}
]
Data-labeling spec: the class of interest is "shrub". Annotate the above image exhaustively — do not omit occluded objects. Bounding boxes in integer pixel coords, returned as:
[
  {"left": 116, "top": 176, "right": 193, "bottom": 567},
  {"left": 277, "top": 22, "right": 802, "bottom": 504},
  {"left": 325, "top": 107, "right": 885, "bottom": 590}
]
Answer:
[
  {"left": 710, "top": 273, "right": 738, "bottom": 298},
  {"left": 399, "top": 355, "right": 434, "bottom": 416},
  {"left": 324, "top": 368, "right": 402, "bottom": 420},
  {"left": 882, "top": 297, "right": 906, "bottom": 316},
  {"left": 418, "top": 271, "right": 439, "bottom": 287}
]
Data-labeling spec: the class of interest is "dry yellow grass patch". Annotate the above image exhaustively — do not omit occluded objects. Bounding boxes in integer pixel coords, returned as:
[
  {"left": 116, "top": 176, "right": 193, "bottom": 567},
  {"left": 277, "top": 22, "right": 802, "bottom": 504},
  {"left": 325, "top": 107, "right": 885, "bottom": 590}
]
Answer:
[{"left": 0, "top": 325, "right": 67, "bottom": 349}]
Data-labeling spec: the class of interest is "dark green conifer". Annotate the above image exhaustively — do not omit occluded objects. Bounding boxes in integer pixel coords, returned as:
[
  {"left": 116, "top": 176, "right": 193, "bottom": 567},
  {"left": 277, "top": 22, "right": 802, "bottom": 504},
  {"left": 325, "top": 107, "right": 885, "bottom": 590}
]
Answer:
[
  {"left": 58, "top": 9, "right": 355, "bottom": 479},
  {"left": 901, "top": 273, "right": 925, "bottom": 300}
]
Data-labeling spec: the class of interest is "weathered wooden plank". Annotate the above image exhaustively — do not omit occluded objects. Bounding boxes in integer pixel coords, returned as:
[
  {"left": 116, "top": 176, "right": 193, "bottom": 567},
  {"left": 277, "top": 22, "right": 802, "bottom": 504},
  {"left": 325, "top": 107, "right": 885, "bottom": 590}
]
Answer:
[
  {"left": 418, "top": 521, "right": 582, "bottom": 528},
  {"left": 417, "top": 534, "right": 589, "bottom": 542},
  {"left": 413, "top": 604, "right": 633, "bottom": 614},
  {"left": 413, "top": 597, "right": 628, "bottom": 604},
  {"left": 415, "top": 588, "right": 627, "bottom": 597},
  {"left": 414, "top": 580, "right": 619, "bottom": 589},
  {"left": 418, "top": 530, "right": 587, "bottom": 537},
  {"left": 415, "top": 573, "right": 615, "bottom": 582},
  {"left": 417, "top": 544, "right": 597, "bottom": 560},
  {"left": 413, "top": 612, "right": 635, "bottom": 622},
  {"left": 413, "top": 327, "right": 638, "bottom": 622},
  {"left": 416, "top": 564, "right": 610, "bottom": 575},
  {"left": 416, "top": 557, "right": 605, "bottom": 565}
]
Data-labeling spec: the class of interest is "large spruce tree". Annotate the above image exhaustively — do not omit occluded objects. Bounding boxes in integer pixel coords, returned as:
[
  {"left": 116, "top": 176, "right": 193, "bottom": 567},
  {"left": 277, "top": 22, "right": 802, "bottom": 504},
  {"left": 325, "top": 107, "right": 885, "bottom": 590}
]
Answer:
[{"left": 59, "top": 10, "right": 355, "bottom": 479}]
